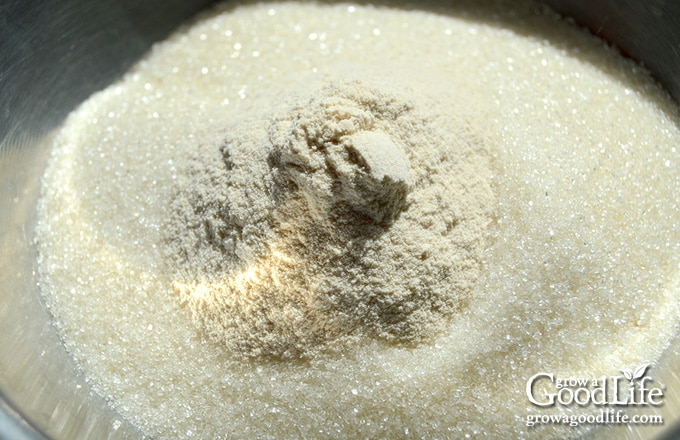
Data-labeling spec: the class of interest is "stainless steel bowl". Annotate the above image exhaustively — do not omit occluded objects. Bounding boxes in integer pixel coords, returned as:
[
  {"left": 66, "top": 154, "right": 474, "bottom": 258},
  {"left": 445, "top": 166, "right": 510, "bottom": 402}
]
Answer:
[{"left": 1, "top": 1, "right": 679, "bottom": 438}]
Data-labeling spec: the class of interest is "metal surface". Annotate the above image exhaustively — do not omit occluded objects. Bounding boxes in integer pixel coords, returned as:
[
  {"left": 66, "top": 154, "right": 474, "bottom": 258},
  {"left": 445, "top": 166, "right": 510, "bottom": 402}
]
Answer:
[
  {"left": 1, "top": 0, "right": 678, "bottom": 438},
  {"left": 543, "top": 0, "right": 680, "bottom": 105}
]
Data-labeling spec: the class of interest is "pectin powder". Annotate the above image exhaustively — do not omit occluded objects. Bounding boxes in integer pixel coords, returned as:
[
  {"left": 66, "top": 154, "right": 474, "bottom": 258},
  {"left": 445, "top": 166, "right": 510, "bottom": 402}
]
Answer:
[{"left": 164, "top": 77, "right": 495, "bottom": 360}]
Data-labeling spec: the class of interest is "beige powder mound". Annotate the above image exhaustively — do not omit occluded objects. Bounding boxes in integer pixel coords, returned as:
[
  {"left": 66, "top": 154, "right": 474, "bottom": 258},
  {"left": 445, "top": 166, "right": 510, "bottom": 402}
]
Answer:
[{"left": 164, "top": 78, "right": 495, "bottom": 359}]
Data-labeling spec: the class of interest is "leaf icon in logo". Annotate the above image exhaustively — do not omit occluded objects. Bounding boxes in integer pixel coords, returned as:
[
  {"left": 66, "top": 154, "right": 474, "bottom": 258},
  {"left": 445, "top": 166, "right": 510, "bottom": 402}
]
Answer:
[
  {"left": 633, "top": 363, "right": 650, "bottom": 380},
  {"left": 621, "top": 364, "right": 650, "bottom": 382},
  {"left": 621, "top": 368, "right": 633, "bottom": 381}
]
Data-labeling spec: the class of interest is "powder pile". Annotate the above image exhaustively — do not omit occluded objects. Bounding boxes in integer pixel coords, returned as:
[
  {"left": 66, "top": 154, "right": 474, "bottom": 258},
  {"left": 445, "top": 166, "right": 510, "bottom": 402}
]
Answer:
[{"left": 165, "top": 78, "right": 495, "bottom": 359}]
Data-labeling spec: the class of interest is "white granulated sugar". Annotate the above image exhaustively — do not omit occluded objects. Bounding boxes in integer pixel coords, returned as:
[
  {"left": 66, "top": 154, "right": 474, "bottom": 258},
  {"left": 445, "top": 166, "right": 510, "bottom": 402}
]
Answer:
[{"left": 36, "top": 0, "right": 680, "bottom": 439}]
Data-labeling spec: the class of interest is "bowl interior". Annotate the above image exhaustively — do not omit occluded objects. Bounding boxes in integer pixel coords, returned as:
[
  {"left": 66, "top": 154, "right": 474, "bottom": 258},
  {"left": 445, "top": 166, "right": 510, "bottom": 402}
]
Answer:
[{"left": 1, "top": 0, "right": 679, "bottom": 438}]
